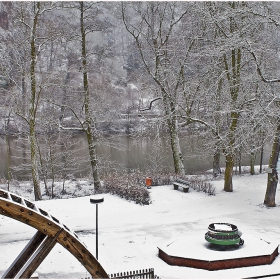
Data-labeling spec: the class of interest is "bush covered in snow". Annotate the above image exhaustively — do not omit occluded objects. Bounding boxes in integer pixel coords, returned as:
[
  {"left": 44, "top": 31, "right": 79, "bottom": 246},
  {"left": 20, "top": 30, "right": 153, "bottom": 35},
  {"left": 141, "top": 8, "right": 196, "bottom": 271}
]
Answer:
[
  {"left": 189, "top": 178, "right": 216, "bottom": 196},
  {"left": 101, "top": 172, "right": 150, "bottom": 205}
]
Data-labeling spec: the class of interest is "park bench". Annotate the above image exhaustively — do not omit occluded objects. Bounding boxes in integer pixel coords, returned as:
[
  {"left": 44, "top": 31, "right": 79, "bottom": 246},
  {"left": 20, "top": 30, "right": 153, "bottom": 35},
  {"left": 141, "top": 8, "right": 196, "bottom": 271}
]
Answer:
[{"left": 173, "top": 178, "right": 191, "bottom": 193}]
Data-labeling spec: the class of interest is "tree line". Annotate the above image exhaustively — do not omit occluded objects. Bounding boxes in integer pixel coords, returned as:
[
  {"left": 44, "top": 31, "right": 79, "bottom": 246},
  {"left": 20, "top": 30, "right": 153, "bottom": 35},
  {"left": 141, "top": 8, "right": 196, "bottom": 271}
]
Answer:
[{"left": 0, "top": 1, "right": 280, "bottom": 207}]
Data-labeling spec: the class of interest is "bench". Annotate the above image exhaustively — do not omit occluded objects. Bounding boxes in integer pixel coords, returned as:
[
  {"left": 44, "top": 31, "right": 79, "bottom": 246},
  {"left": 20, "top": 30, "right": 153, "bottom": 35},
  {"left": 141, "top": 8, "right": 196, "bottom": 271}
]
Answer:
[{"left": 173, "top": 179, "right": 191, "bottom": 193}]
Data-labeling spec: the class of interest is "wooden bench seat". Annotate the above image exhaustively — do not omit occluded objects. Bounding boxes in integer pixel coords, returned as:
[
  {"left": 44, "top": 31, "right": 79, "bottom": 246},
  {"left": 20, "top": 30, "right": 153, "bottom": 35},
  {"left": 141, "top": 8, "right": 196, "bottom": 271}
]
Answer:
[{"left": 173, "top": 179, "right": 191, "bottom": 193}]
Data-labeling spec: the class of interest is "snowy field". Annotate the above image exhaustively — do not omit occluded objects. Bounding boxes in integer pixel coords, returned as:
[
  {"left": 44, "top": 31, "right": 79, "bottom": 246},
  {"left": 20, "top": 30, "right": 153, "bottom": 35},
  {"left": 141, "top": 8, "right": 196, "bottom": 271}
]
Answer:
[{"left": 1, "top": 172, "right": 280, "bottom": 279}]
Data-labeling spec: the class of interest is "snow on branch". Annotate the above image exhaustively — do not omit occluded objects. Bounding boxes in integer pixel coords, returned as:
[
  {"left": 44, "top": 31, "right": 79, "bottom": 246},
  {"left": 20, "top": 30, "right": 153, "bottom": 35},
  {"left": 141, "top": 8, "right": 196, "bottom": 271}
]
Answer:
[
  {"left": 179, "top": 116, "right": 220, "bottom": 139},
  {"left": 46, "top": 99, "right": 84, "bottom": 131},
  {"left": 248, "top": 10, "right": 280, "bottom": 27}
]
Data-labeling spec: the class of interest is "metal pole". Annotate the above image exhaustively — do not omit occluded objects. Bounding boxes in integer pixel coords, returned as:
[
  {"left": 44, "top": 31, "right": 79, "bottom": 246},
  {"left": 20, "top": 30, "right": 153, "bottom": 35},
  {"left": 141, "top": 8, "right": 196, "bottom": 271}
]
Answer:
[{"left": 96, "top": 203, "right": 98, "bottom": 260}]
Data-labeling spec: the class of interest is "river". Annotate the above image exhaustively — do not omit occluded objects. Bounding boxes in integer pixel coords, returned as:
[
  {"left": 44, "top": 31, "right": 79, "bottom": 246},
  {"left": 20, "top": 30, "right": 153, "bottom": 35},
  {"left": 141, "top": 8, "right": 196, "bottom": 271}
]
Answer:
[{"left": 0, "top": 134, "right": 271, "bottom": 180}]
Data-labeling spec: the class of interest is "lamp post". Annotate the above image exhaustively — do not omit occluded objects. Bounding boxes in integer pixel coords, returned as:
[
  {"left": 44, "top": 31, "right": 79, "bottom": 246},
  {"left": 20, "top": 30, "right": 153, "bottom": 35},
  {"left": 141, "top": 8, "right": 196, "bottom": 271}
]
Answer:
[{"left": 90, "top": 195, "right": 104, "bottom": 260}]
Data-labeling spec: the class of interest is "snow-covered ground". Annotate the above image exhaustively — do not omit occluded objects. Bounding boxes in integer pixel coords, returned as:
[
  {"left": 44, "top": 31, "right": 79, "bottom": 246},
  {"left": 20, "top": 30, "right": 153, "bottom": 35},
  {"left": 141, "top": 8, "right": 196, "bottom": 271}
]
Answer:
[{"left": 1, "top": 172, "right": 280, "bottom": 279}]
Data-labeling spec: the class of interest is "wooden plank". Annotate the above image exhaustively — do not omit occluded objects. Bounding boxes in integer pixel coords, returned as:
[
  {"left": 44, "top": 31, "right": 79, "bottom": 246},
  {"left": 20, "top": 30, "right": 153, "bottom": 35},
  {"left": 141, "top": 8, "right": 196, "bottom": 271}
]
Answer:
[
  {"left": 2, "top": 230, "right": 46, "bottom": 279},
  {"left": 17, "top": 229, "right": 62, "bottom": 279}
]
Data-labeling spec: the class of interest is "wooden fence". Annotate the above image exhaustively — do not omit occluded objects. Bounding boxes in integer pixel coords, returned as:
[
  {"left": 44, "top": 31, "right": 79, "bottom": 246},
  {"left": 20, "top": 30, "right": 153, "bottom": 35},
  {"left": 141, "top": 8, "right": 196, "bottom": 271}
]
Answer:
[{"left": 110, "top": 268, "right": 160, "bottom": 279}]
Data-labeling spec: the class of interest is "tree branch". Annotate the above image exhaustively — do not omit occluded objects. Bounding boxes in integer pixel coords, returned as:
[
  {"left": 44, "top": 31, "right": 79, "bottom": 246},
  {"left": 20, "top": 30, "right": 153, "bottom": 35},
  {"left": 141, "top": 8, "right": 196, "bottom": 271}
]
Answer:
[
  {"left": 179, "top": 116, "right": 220, "bottom": 139},
  {"left": 46, "top": 99, "right": 85, "bottom": 131},
  {"left": 15, "top": 112, "right": 29, "bottom": 125},
  {"left": 139, "top": 97, "right": 162, "bottom": 111},
  {"left": 248, "top": 48, "right": 280, "bottom": 83}
]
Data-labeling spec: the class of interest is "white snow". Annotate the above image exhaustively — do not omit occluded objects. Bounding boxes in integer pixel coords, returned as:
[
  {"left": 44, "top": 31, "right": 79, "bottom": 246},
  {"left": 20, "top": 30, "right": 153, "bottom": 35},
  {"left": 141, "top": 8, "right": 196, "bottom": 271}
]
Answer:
[
  {"left": 213, "top": 224, "right": 232, "bottom": 231},
  {"left": 128, "top": 83, "right": 138, "bottom": 90},
  {"left": 1, "top": 173, "right": 280, "bottom": 279}
]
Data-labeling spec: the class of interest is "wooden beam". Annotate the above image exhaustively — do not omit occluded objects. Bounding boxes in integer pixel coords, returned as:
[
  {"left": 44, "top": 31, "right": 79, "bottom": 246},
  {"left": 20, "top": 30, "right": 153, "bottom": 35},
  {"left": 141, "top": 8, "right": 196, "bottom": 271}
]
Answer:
[
  {"left": 2, "top": 231, "right": 46, "bottom": 279},
  {"left": 17, "top": 229, "right": 62, "bottom": 279}
]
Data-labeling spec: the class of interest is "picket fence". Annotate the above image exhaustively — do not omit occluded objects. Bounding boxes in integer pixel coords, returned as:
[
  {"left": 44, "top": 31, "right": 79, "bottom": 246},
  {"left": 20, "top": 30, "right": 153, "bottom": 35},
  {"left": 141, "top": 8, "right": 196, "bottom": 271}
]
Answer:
[{"left": 110, "top": 268, "right": 160, "bottom": 279}]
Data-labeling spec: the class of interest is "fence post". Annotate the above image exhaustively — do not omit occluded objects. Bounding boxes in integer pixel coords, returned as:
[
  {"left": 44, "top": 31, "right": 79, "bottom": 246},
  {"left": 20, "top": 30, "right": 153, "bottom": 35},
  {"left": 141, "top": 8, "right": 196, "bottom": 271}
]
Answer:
[{"left": 151, "top": 268, "right": 154, "bottom": 279}]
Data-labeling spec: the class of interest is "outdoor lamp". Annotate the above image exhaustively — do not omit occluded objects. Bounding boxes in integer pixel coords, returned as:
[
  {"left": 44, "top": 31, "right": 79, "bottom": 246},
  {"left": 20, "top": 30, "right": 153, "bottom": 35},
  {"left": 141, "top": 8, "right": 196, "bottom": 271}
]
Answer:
[{"left": 90, "top": 195, "right": 104, "bottom": 260}]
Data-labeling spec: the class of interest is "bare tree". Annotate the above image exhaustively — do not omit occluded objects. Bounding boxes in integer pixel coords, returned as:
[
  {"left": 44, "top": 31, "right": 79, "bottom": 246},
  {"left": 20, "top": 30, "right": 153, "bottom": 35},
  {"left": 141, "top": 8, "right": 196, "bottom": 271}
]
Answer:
[
  {"left": 5, "top": 2, "right": 59, "bottom": 200},
  {"left": 249, "top": 50, "right": 280, "bottom": 207},
  {"left": 190, "top": 2, "right": 266, "bottom": 191},
  {"left": 55, "top": 2, "right": 113, "bottom": 193},
  {"left": 121, "top": 2, "right": 197, "bottom": 175}
]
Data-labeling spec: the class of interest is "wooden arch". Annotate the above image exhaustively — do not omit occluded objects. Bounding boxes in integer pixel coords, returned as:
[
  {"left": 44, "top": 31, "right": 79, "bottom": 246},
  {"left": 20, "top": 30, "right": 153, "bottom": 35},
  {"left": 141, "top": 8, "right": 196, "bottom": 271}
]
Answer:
[{"left": 0, "top": 189, "right": 109, "bottom": 279}]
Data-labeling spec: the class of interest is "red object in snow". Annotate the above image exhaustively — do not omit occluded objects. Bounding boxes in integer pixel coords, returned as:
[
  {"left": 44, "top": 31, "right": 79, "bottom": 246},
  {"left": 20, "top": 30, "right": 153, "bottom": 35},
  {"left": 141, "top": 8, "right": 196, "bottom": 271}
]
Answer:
[{"left": 146, "top": 177, "right": 152, "bottom": 188}]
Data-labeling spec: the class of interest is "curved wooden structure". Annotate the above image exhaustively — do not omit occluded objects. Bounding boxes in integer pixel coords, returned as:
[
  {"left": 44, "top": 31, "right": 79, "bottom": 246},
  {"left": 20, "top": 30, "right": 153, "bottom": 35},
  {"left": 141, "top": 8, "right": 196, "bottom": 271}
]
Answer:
[{"left": 0, "top": 189, "right": 109, "bottom": 279}]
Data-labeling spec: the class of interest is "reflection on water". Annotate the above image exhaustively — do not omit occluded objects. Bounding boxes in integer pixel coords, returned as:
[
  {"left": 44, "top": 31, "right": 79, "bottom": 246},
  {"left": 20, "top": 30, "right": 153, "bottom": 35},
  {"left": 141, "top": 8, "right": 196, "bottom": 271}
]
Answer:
[{"left": 0, "top": 134, "right": 270, "bottom": 180}]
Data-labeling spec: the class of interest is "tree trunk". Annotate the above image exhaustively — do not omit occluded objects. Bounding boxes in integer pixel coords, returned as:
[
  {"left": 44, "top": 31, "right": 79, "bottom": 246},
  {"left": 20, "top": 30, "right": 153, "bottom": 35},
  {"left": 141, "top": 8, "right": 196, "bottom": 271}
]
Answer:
[
  {"left": 80, "top": 2, "right": 101, "bottom": 193},
  {"left": 36, "top": 138, "right": 50, "bottom": 197},
  {"left": 21, "top": 73, "right": 26, "bottom": 115},
  {"left": 223, "top": 46, "right": 241, "bottom": 191},
  {"left": 86, "top": 129, "right": 101, "bottom": 193},
  {"left": 50, "top": 144, "right": 55, "bottom": 198},
  {"left": 221, "top": 3, "right": 242, "bottom": 191},
  {"left": 213, "top": 78, "right": 222, "bottom": 178},
  {"left": 170, "top": 129, "right": 185, "bottom": 175},
  {"left": 224, "top": 154, "right": 234, "bottom": 192},
  {"left": 29, "top": 2, "right": 42, "bottom": 201},
  {"left": 30, "top": 122, "right": 41, "bottom": 200},
  {"left": 163, "top": 94, "right": 185, "bottom": 175},
  {"left": 264, "top": 119, "right": 280, "bottom": 207},
  {"left": 238, "top": 149, "right": 242, "bottom": 175},
  {"left": 260, "top": 144, "right": 264, "bottom": 173},
  {"left": 5, "top": 126, "right": 11, "bottom": 191},
  {"left": 250, "top": 148, "right": 256, "bottom": 175},
  {"left": 213, "top": 147, "right": 221, "bottom": 178},
  {"left": 223, "top": 111, "right": 239, "bottom": 191}
]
